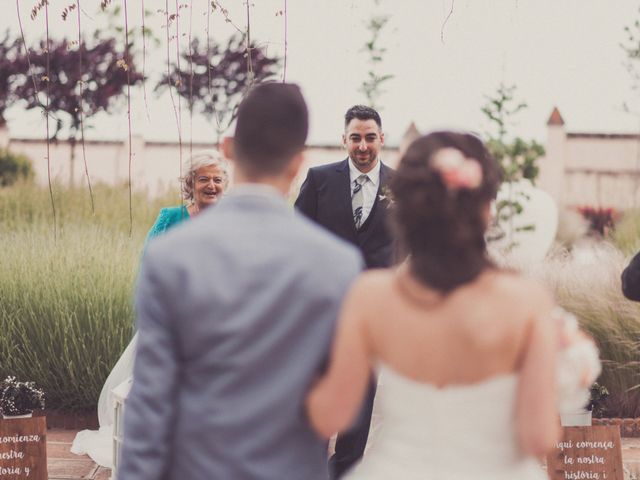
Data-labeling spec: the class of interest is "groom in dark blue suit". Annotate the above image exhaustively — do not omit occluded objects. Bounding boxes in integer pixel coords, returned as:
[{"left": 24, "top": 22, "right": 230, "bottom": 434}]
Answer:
[{"left": 295, "top": 105, "right": 394, "bottom": 478}]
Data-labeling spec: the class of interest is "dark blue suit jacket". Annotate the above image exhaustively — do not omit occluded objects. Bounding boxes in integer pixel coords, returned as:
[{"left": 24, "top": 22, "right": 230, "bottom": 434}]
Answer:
[
  {"left": 295, "top": 158, "right": 395, "bottom": 269},
  {"left": 622, "top": 250, "right": 640, "bottom": 301}
]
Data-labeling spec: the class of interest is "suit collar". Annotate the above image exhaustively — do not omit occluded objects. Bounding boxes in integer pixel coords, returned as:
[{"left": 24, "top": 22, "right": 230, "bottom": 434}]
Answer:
[
  {"left": 218, "top": 186, "right": 290, "bottom": 214},
  {"left": 379, "top": 162, "right": 392, "bottom": 186},
  {"left": 228, "top": 183, "right": 285, "bottom": 199}
]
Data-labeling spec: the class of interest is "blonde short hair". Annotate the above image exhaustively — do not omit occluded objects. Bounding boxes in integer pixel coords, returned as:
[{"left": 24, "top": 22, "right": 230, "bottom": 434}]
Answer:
[{"left": 180, "top": 151, "right": 230, "bottom": 202}]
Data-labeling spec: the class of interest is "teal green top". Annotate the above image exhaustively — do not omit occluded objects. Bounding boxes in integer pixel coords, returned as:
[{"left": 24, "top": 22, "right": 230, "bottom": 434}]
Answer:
[{"left": 146, "top": 205, "right": 190, "bottom": 242}]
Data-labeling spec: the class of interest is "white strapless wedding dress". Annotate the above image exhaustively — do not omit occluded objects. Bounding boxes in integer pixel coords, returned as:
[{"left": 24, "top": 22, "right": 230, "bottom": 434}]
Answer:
[{"left": 345, "top": 364, "right": 547, "bottom": 480}]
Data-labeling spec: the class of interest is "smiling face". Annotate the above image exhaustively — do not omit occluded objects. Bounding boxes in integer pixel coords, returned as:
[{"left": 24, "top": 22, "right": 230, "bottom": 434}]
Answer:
[
  {"left": 193, "top": 164, "right": 227, "bottom": 210},
  {"left": 342, "top": 118, "right": 385, "bottom": 173}
]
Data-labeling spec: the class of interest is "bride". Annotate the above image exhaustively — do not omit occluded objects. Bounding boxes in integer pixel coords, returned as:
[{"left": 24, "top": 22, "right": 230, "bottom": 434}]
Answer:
[
  {"left": 306, "top": 131, "right": 599, "bottom": 479},
  {"left": 71, "top": 152, "right": 229, "bottom": 467}
]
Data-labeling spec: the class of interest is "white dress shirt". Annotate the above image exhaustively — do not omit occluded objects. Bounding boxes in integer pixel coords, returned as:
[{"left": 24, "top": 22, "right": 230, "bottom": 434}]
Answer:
[{"left": 348, "top": 158, "right": 381, "bottom": 226}]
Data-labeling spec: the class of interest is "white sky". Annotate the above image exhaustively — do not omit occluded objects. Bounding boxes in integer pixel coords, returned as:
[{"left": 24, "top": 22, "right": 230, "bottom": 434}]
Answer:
[{"left": 2, "top": 0, "right": 640, "bottom": 147}]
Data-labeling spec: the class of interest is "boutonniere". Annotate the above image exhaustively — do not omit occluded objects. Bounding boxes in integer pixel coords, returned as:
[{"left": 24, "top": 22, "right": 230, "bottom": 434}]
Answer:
[{"left": 378, "top": 185, "right": 394, "bottom": 207}]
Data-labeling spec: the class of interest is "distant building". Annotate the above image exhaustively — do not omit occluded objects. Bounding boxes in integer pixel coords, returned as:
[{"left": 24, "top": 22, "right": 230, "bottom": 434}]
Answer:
[
  {"left": 3, "top": 109, "right": 640, "bottom": 209},
  {"left": 395, "top": 109, "right": 640, "bottom": 211},
  {"left": 538, "top": 107, "right": 640, "bottom": 210},
  {"left": 1, "top": 132, "right": 377, "bottom": 198}
]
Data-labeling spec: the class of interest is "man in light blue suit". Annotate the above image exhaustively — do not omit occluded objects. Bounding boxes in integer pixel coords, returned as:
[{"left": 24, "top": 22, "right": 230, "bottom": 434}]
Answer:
[{"left": 117, "top": 83, "right": 363, "bottom": 480}]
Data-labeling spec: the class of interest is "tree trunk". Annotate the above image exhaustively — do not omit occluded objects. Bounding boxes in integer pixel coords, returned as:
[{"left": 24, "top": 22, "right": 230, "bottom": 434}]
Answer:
[
  {"left": 69, "top": 138, "right": 76, "bottom": 187},
  {"left": 0, "top": 117, "right": 9, "bottom": 150}
]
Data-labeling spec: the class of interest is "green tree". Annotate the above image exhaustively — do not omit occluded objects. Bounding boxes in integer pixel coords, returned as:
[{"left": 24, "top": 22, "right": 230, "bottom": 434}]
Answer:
[
  {"left": 482, "top": 83, "right": 544, "bottom": 250},
  {"left": 359, "top": 0, "right": 393, "bottom": 110},
  {"left": 0, "top": 149, "right": 33, "bottom": 187},
  {"left": 620, "top": 11, "right": 640, "bottom": 208},
  {"left": 621, "top": 12, "right": 640, "bottom": 97}
]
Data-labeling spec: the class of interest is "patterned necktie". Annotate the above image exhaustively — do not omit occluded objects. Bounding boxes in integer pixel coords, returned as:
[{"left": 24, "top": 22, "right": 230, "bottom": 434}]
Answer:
[{"left": 352, "top": 174, "right": 369, "bottom": 229}]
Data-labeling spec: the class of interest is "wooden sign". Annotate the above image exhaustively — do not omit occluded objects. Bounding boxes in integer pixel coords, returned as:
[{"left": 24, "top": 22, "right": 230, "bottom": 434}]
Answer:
[
  {"left": 0, "top": 416, "right": 47, "bottom": 480},
  {"left": 547, "top": 426, "right": 623, "bottom": 480}
]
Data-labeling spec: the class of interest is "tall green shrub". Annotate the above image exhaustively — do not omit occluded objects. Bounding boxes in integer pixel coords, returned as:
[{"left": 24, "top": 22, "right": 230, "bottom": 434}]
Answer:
[
  {"left": 0, "top": 149, "right": 33, "bottom": 187},
  {"left": 482, "top": 84, "right": 545, "bottom": 252}
]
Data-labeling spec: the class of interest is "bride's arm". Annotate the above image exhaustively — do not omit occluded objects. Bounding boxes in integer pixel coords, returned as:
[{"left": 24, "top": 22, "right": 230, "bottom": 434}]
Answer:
[
  {"left": 516, "top": 287, "right": 561, "bottom": 458},
  {"left": 306, "top": 277, "right": 373, "bottom": 439}
]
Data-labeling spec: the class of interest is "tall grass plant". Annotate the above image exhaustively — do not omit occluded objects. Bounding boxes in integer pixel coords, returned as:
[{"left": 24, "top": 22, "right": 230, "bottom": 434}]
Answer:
[
  {"left": 531, "top": 244, "right": 640, "bottom": 417},
  {"left": 612, "top": 209, "right": 640, "bottom": 256},
  {"left": 0, "top": 182, "right": 177, "bottom": 410}
]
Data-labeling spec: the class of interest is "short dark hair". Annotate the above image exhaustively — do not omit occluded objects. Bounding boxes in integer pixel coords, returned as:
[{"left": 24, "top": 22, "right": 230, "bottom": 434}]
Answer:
[
  {"left": 391, "top": 131, "right": 502, "bottom": 293},
  {"left": 234, "top": 82, "right": 308, "bottom": 175},
  {"left": 344, "top": 105, "right": 382, "bottom": 129}
]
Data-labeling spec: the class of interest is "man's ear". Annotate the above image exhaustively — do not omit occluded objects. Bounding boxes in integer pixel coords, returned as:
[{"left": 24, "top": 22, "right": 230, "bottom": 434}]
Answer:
[
  {"left": 341, "top": 133, "right": 347, "bottom": 149},
  {"left": 380, "top": 132, "right": 385, "bottom": 146},
  {"left": 222, "top": 136, "right": 235, "bottom": 160}
]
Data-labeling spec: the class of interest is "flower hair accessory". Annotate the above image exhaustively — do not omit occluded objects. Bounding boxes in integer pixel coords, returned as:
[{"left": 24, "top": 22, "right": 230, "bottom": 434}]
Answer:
[{"left": 431, "top": 148, "right": 482, "bottom": 191}]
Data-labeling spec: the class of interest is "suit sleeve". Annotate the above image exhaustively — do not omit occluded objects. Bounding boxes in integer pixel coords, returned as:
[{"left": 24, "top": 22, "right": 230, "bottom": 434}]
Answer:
[
  {"left": 294, "top": 168, "right": 318, "bottom": 220},
  {"left": 117, "top": 249, "right": 179, "bottom": 480},
  {"left": 622, "top": 251, "right": 640, "bottom": 301}
]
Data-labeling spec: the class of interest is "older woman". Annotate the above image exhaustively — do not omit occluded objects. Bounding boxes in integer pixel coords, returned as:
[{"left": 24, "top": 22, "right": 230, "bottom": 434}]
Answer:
[
  {"left": 147, "top": 151, "right": 230, "bottom": 241},
  {"left": 71, "top": 151, "right": 230, "bottom": 468}
]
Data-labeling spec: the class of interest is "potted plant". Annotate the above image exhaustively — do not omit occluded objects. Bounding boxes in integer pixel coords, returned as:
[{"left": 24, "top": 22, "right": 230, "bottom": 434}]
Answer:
[
  {"left": 560, "top": 382, "right": 609, "bottom": 427},
  {"left": 0, "top": 376, "right": 45, "bottom": 419},
  {"left": 587, "top": 382, "right": 609, "bottom": 418}
]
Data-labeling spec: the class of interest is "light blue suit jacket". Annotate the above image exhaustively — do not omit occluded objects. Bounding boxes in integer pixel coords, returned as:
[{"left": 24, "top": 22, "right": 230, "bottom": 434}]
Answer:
[{"left": 118, "top": 186, "right": 363, "bottom": 480}]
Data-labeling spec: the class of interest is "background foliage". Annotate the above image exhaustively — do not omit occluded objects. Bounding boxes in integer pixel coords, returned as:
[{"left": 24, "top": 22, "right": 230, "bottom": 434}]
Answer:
[
  {"left": 156, "top": 33, "right": 279, "bottom": 141},
  {"left": 0, "top": 182, "right": 176, "bottom": 410},
  {"left": 0, "top": 148, "right": 33, "bottom": 187},
  {"left": 533, "top": 245, "right": 640, "bottom": 418},
  {"left": 611, "top": 209, "right": 640, "bottom": 255}
]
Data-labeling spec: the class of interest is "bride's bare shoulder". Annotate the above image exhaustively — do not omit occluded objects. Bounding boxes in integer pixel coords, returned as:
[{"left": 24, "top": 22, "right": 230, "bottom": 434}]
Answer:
[
  {"left": 348, "top": 269, "right": 395, "bottom": 294},
  {"left": 358, "top": 268, "right": 394, "bottom": 283},
  {"left": 487, "top": 270, "right": 554, "bottom": 312}
]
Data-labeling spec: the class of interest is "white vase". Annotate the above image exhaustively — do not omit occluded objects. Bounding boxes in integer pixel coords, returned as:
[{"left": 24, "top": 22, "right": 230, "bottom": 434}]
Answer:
[
  {"left": 560, "top": 409, "right": 592, "bottom": 427},
  {"left": 2, "top": 412, "right": 33, "bottom": 419}
]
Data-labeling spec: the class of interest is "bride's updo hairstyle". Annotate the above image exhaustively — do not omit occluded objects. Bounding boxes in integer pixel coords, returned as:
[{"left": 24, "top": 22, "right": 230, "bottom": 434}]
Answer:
[{"left": 391, "top": 130, "right": 501, "bottom": 293}]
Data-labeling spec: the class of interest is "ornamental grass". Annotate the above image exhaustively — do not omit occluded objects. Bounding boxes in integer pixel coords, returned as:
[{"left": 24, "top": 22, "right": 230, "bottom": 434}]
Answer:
[
  {"left": 611, "top": 208, "right": 640, "bottom": 256},
  {"left": 531, "top": 243, "right": 640, "bottom": 418},
  {"left": 0, "top": 181, "right": 177, "bottom": 410}
]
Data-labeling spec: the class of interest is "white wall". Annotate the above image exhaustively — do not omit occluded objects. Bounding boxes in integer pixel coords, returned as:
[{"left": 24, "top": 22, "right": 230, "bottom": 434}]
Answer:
[{"left": 7, "top": 135, "right": 400, "bottom": 199}]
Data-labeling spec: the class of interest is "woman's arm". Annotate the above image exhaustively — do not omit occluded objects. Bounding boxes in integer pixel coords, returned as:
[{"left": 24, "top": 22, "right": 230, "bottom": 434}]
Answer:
[
  {"left": 516, "top": 287, "right": 561, "bottom": 457},
  {"left": 146, "top": 208, "right": 170, "bottom": 243},
  {"left": 306, "top": 278, "right": 373, "bottom": 439}
]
